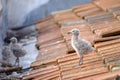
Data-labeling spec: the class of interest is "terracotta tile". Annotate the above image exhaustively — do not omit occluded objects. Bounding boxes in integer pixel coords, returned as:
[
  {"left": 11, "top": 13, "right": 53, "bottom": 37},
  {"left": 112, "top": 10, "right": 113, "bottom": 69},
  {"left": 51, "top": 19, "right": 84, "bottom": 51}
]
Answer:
[
  {"left": 52, "top": 10, "right": 79, "bottom": 23},
  {"left": 81, "top": 70, "right": 120, "bottom": 80},
  {"left": 93, "top": 0, "right": 120, "bottom": 11},
  {"left": 108, "top": 6, "right": 120, "bottom": 13},
  {"left": 107, "top": 59, "right": 120, "bottom": 67},
  {"left": 31, "top": 42, "right": 67, "bottom": 67},
  {"left": 40, "top": 42, "right": 67, "bottom": 52},
  {"left": 34, "top": 71, "right": 60, "bottom": 80},
  {"left": 117, "top": 16, "right": 120, "bottom": 21},
  {"left": 97, "top": 43, "right": 120, "bottom": 52},
  {"left": 113, "top": 10, "right": 120, "bottom": 17},
  {"left": 35, "top": 18, "right": 56, "bottom": 31},
  {"left": 61, "top": 61, "right": 104, "bottom": 76},
  {"left": 36, "top": 47, "right": 67, "bottom": 63},
  {"left": 62, "top": 66, "right": 108, "bottom": 80},
  {"left": 103, "top": 51, "right": 120, "bottom": 62},
  {"left": 58, "top": 51, "right": 96, "bottom": 59},
  {"left": 93, "top": 35, "right": 120, "bottom": 43},
  {"left": 72, "top": 3, "right": 96, "bottom": 11},
  {"left": 38, "top": 24, "right": 59, "bottom": 34},
  {"left": 60, "top": 59, "right": 103, "bottom": 72},
  {"left": 104, "top": 52, "right": 120, "bottom": 64},
  {"left": 59, "top": 52, "right": 101, "bottom": 71},
  {"left": 31, "top": 59, "right": 58, "bottom": 68},
  {"left": 38, "top": 51, "right": 65, "bottom": 61},
  {"left": 58, "top": 18, "right": 82, "bottom": 25},
  {"left": 98, "top": 48, "right": 120, "bottom": 58},
  {"left": 84, "top": 10, "right": 106, "bottom": 20},
  {"left": 76, "top": 7, "right": 101, "bottom": 17},
  {"left": 87, "top": 13, "right": 118, "bottom": 32},
  {"left": 30, "top": 66, "right": 57, "bottom": 73},
  {"left": 73, "top": 3, "right": 104, "bottom": 19},
  {"left": 98, "top": 45, "right": 120, "bottom": 56},
  {"left": 102, "top": 48, "right": 120, "bottom": 57},
  {"left": 58, "top": 51, "right": 97, "bottom": 63},
  {"left": 94, "top": 39, "right": 120, "bottom": 49},
  {"left": 61, "top": 25, "right": 90, "bottom": 34},
  {"left": 111, "top": 65, "right": 120, "bottom": 72},
  {"left": 60, "top": 20, "right": 86, "bottom": 26},
  {"left": 94, "top": 22, "right": 120, "bottom": 37},
  {"left": 39, "top": 37, "right": 64, "bottom": 49},
  {"left": 98, "top": 46, "right": 120, "bottom": 54},
  {"left": 86, "top": 12, "right": 113, "bottom": 22},
  {"left": 23, "top": 66, "right": 59, "bottom": 80},
  {"left": 37, "top": 30, "right": 62, "bottom": 46}
]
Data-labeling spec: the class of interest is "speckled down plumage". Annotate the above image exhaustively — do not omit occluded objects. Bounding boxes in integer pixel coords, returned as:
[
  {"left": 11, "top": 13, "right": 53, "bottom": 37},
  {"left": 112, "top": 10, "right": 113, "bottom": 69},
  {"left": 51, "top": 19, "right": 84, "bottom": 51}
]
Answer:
[
  {"left": 68, "top": 28, "right": 94, "bottom": 65},
  {"left": 2, "top": 46, "right": 13, "bottom": 63},
  {"left": 2, "top": 46, "right": 11, "bottom": 60},
  {"left": 10, "top": 37, "right": 27, "bottom": 66},
  {"left": 71, "top": 37, "right": 94, "bottom": 55},
  {"left": 11, "top": 44, "right": 26, "bottom": 58},
  {"left": 10, "top": 37, "right": 26, "bottom": 58}
]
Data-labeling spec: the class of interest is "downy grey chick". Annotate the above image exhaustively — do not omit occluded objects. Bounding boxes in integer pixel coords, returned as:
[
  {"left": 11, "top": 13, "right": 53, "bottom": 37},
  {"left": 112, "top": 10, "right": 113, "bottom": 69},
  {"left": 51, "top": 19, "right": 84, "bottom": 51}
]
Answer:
[
  {"left": 2, "top": 45, "right": 13, "bottom": 67},
  {"left": 10, "top": 37, "right": 27, "bottom": 66},
  {"left": 67, "top": 28, "right": 94, "bottom": 65}
]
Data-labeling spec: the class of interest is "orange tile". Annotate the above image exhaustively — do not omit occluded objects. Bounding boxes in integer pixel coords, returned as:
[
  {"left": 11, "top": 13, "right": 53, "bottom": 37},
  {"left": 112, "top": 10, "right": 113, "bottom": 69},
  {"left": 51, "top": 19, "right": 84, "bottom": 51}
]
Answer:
[
  {"left": 23, "top": 66, "right": 59, "bottom": 80},
  {"left": 94, "top": 22, "right": 120, "bottom": 37},
  {"left": 93, "top": 35, "right": 120, "bottom": 43},
  {"left": 93, "top": 0, "right": 120, "bottom": 11},
  {"left": 94, "top": 38, "right": 120, "bottom": 49},
  {"left": 52, "top": 10, "right": 79, "bottom": 23},
  {"left": 34, "top": 71, "right": 60, "bottom": 80},
  {"left": 62, "top": 66, "right": 108, "bottom": 80},
  {"left": 81, "top": 70, "right": 120, "bottom": 80},
  {"left": 97, "top": 43, "right": 120, "bottom": 52}
]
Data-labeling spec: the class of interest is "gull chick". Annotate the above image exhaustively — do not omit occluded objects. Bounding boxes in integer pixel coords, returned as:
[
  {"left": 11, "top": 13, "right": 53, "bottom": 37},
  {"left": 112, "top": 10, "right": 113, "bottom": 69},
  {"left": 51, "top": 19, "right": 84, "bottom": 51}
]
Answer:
[
  {"left": 2, "top": 45, "right": 13, "bottom": 67},
  {"left": 10, "top": 37, "right": 27, "bottom": 66},
  {"left": 67, "top": 28, "right": 94, "bottom": 65}
]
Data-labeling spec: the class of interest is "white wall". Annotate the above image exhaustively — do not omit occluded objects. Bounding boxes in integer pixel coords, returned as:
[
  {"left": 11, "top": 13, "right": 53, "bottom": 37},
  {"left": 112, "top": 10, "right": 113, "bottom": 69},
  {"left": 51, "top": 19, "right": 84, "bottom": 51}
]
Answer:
[{"left": 7, "top": 0, "right": 49, "bottom": 28}]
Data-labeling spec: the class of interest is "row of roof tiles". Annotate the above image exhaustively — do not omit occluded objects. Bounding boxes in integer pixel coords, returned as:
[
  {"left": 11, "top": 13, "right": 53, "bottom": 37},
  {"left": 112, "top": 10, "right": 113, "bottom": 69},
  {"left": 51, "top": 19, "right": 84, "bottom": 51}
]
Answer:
[{"left": 23, "top": 0, "right": 120, "bottom": 80}]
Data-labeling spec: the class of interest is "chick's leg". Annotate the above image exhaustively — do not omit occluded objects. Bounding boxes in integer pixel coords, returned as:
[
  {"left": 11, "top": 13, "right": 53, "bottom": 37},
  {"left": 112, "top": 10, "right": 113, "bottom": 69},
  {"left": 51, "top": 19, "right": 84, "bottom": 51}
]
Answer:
[
  {"left": 17, "top": 57, "right": 20, "bottom": 67},
  {"left": 14, "top": 58, "right": 17, "bottom": 66},
  {"left": 78, "top": 54, "right": 83, "bottom": 66},
  {"left": 14, "top": 57, "right": 19, "bottom": 66}
]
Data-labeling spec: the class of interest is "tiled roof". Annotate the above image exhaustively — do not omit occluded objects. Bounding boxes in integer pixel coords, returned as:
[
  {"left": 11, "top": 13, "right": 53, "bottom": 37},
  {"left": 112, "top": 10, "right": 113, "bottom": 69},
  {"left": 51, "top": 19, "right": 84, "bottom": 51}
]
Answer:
[{"left": 23, "top": 0, "right": 120, "bottom": 80}]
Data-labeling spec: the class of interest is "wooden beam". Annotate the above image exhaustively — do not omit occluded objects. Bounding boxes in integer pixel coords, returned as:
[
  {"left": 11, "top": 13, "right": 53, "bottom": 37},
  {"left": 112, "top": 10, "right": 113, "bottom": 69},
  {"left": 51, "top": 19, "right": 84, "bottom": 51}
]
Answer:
[{"left": 0, "top": 67, "right": 22, "bottom": 73}]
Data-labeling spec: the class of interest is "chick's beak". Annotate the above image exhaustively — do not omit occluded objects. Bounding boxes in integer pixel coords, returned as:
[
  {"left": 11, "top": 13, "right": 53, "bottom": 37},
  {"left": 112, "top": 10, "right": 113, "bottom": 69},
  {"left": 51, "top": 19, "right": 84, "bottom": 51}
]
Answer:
[{"left": 67, "top": 31, "right": 71, "bottom": 34}]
